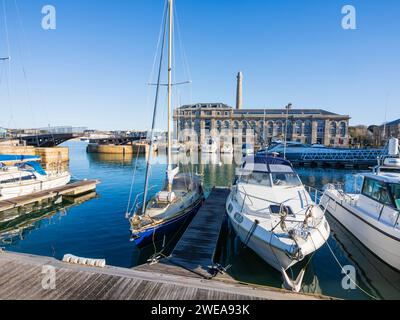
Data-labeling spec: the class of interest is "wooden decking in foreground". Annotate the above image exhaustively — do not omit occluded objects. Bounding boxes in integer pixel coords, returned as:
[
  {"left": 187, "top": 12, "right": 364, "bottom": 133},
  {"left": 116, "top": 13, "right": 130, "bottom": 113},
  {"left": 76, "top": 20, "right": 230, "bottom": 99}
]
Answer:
[
  {"left": 0, "top": 180, "right": 99, "bottom": 213},
  {"left": 0, "top": 251, "right": 327, "bottom": 300}
]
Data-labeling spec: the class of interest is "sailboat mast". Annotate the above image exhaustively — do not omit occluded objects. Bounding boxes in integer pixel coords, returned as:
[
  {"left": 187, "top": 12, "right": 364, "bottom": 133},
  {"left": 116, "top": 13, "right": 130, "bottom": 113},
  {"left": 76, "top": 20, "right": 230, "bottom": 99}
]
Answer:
[{"left": 167, "top": 0, "right": 174, "bottom": 191}]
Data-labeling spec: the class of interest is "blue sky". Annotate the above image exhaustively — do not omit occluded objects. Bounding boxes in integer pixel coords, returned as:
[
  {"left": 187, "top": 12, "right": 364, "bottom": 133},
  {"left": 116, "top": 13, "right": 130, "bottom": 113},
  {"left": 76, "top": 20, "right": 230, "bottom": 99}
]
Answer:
[{"left": 0, "top": 0, "right": 399, "bottom": 130}]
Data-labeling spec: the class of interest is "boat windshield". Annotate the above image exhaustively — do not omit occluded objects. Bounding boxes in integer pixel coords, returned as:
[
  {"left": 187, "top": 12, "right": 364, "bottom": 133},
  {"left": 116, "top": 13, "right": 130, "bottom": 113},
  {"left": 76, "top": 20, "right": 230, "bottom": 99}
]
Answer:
[
  {"left": 271, "top": 172, "right": 302, "bottom": 187},
  {"left": 362, "top": 178, "right": 393, "bottom": 206},
  {"left": 239, "top": 172, "right": 271, "bottom": 187},
  {"left": 389, "top": 183, "right": 400, "bottom": 210}
]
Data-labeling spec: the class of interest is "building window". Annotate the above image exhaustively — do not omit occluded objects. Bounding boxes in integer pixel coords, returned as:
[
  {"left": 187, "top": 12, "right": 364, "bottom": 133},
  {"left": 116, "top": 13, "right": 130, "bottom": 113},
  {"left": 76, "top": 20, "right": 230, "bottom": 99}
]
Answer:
[
  {"left": 234, "top": 121, "right": 239, "bottom": 130},
  {"left": 224, "top": 121, "right": 230, "bottom": 130},
  {"left": 304, "top": 121, "right": 312, "bottom": 135},
  {"left": 295, "top": 121, "right": 302, "bottom": 135},
  {"left": 339, "top": 122, "right": 347, "bottom": 137},
  {"left": 330, "top": 122, "right": 337, "bottom": 136},
  {"left": 216, "top": 121, "right": 222, "bottom": 133},
  {"left": 276, "top": 122, "right": 283, "bottom": 136},
  {"left": 205, "top": 119, "right": 212, "bottom": 131},
  {"left": 268, "top": 122, "right": 274, "bottom": 135}
]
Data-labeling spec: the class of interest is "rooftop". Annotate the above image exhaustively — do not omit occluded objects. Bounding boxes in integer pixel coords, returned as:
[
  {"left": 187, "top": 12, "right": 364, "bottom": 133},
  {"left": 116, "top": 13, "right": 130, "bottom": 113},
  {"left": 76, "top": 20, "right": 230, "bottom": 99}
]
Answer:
[{"left": 178, "top": 103, "right": 346, "bottom": 117}]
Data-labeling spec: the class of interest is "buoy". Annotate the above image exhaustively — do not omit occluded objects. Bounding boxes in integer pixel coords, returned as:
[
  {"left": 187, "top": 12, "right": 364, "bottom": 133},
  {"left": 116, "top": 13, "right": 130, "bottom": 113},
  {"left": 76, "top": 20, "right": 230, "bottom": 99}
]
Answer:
[{"left": 62, "top": 254, "right": 106, "bottom": 268}]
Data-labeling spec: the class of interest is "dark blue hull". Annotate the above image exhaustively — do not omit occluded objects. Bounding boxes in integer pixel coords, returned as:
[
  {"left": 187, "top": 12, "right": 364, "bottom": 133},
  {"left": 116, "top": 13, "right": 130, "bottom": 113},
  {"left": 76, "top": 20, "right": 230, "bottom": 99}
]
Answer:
[{"left": 131, "top": 198, "right": 203, "bottom": 248}]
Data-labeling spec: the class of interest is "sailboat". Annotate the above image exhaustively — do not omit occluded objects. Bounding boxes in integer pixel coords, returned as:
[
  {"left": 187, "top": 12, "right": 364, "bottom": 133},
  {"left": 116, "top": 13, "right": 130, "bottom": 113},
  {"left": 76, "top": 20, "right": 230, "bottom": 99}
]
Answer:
[{"left": 129, "top": 0, "right": 204, "bottom": 248}]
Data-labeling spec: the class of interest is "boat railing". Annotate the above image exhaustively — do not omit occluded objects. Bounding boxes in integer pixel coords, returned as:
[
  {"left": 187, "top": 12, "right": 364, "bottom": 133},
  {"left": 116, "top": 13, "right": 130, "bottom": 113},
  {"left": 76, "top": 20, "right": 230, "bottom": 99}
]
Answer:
[{"left": 129, "top": 185, "right": 159, "bottom": 218}]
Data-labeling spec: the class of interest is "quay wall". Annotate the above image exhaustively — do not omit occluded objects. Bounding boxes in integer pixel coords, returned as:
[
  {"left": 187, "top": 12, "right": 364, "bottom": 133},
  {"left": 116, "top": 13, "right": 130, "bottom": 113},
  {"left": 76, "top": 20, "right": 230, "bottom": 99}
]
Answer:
[
  {"left": 0, "top": 146, "right": 69, "bottom": 173},
  {"left": 87, "top": 143, "right": 149, "bottom": 155}
]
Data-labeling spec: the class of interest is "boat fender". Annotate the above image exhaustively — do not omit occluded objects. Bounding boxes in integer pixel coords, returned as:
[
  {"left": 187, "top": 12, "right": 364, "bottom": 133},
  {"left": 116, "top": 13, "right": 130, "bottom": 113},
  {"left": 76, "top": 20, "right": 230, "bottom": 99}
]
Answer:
[{"left": 62, "top": 254, "right": 106, "bottom": 268}]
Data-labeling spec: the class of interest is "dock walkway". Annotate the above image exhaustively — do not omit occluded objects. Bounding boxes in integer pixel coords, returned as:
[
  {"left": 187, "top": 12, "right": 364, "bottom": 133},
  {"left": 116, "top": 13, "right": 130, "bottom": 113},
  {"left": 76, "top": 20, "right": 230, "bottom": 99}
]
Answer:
[
  {"left": 0, "top": 180, "right": 99, "bottom": 213},
  {"left": 0, "top": 251, "right": 325, "bottom": 300}
]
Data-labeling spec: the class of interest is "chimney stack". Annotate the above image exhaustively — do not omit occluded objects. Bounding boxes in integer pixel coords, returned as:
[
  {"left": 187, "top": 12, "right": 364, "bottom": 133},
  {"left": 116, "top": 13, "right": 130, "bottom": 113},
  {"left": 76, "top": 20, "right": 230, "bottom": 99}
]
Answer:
[{"left": 236, "top": 71, "right": 243, "bottom": 110}]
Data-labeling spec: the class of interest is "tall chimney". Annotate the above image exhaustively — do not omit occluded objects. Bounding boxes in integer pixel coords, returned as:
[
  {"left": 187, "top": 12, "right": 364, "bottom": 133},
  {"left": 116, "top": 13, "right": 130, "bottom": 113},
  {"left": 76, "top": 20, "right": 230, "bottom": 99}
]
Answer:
[{"left": 236, "top": 71, "right": 243, "bottom": 110}]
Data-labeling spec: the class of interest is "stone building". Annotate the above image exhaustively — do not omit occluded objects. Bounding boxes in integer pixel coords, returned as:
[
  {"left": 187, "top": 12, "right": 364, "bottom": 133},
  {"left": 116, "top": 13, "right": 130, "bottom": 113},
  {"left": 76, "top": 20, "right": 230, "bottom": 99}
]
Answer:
[{"left": 173, "top": 103, "right": 350, "bottom": 148}]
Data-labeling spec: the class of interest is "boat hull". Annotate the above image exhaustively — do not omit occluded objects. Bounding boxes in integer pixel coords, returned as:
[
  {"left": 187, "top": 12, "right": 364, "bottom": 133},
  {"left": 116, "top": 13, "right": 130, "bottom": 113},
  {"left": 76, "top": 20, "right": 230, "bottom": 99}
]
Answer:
[
  {"left": 132, "top": 197, "right": 203, "bottom": 247},
  {"left": 323, "top": 191, "right": 400, "bottom": 271}
]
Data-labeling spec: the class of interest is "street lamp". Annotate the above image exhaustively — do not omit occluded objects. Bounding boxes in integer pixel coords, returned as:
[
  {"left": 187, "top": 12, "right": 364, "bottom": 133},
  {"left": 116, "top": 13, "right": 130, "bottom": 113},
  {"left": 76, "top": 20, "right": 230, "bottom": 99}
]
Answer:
[{"left": 283, "top": 103, "right": 292, "bottom": 159}]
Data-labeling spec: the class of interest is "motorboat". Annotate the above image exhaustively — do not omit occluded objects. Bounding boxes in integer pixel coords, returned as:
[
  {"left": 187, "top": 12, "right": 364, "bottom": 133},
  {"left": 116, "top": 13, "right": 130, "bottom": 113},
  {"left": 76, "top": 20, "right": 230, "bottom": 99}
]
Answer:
[
  {"left": 0, "top": 161, "right": 71, "bottom": 201},
  {"left": 321, "top": 138, "right": 400, "bottom": 271},
  {"left": 129, "top": 0, "right": 204, "bottom": 248},
  {"left": 201, "top": 137, "right": 218, "bottom": 154},
  {"left": 226, "top": 155, "right": 330, "bottom": 291}
]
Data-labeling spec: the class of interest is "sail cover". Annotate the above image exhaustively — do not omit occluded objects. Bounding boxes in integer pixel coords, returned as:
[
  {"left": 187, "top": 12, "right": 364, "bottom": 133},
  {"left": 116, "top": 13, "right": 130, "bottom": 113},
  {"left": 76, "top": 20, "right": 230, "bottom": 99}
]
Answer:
[{"left": 0, "top": 155, "right": 41, "bottom": 162}]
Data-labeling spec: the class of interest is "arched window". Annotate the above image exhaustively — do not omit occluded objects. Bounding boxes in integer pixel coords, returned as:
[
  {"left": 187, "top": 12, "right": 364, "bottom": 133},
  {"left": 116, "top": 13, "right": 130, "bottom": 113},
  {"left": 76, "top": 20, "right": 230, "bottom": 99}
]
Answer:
[
  {"left": 286, "top": 121, "right": 293, "bottom": 136},
  {"left": 216, "top": 121, "right": 222, "bottom": 133},
  {"left": 276, "top": 122, "right": 283, "bottom": 135},
  {"left": 295, "top": 121, "right": 303, "bottom": 135},
  {"left": 339, "top": 122, "right": 347, "bottom": 137},
  {"left": 304, "top": 120, "right": 312, "bottom": 135},
  {"left": 268, "top": 121, "right": 274, "bottom": 135},
  {"left": 223, "top": 121, "right": 230, "bottom": 130},
  {"left": 330, "top": 122, "right": 337, "bottom": 136},
  {"left": 233, "top": 121, "right": 239, "bottom": 130},
  {"left": 242, "top": 121, "right": 248, "bottom": 135}
]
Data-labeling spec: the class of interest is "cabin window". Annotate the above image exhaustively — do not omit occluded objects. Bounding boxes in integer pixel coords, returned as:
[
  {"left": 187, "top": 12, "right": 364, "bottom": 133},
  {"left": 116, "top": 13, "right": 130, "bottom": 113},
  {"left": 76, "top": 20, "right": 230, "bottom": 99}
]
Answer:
[
  {"left": 389, "top": 184, "right": 400, "bottom": 210},
  {"left": 362, "top": 178, "right": 392, "bottom": 206},
  {"left": 239, "top": 172, "right": 271, "bottom": 187},
  {"left": 271, "top": 173, "right": 301, "bottom": 187}
]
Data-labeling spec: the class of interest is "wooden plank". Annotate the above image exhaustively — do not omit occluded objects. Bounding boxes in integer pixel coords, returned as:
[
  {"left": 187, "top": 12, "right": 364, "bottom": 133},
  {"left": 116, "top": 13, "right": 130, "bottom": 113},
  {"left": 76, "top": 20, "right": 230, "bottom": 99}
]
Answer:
[
  {"left": 140, "top": 187, "right": 231, "bottom": 279},
  {"left": 0, "top": 180, "right": 99, "bottom": 213},
  {"left": 0, "top": 251, "right": 329, "bottom": 300}
]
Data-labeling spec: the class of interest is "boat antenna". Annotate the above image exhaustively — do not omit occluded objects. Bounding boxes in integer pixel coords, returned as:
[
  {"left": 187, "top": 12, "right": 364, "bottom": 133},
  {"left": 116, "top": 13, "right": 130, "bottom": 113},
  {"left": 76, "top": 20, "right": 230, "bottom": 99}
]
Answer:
[
  {"left": 283, "top": 103, "right": 292, "bottom": 159},
  {"left": 141, "top": 2, "right": 168, "bottom": 215}
]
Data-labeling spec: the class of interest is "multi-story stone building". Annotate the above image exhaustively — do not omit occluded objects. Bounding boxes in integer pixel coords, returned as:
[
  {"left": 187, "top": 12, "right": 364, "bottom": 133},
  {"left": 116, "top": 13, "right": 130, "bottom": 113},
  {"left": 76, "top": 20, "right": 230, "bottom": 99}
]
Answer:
[{"left": 173, "top": 103, "right": 350, "bottom": 148}]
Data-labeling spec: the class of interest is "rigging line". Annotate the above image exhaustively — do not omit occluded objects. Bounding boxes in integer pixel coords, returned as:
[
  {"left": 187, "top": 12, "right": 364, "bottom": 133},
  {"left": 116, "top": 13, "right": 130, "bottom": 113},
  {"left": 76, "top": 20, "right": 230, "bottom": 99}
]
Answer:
[
  {"left": 314, "top": 226, "right": 378, "bottom": 300},
  {"left": 125, "top": 141, "right": 142, "bottom": 217},
  {"left": 12, "top": 0, "right": 37, "bottom": 133},
  {"left": 174, "top": 4, "right": 192, "bottom": 83},
  {"left": 2, "top": 0, "right": 14, "bottom": 128},
  {"left": 141, "top": 2, "right": 169, "bottom": 215}
]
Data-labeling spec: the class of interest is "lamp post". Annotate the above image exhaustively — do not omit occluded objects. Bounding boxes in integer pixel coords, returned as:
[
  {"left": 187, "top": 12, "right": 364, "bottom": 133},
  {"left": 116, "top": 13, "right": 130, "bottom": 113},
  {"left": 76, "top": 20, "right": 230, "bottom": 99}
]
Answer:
[{"left": 283, "top": 103, "right": 292, "bottom": 159}]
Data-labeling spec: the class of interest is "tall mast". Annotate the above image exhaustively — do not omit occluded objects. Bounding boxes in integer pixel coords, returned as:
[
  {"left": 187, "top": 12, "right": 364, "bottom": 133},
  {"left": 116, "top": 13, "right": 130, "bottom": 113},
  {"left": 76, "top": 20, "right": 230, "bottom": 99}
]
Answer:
[{"left": 167, "top": 0, "right": 173, "bottom": 192}]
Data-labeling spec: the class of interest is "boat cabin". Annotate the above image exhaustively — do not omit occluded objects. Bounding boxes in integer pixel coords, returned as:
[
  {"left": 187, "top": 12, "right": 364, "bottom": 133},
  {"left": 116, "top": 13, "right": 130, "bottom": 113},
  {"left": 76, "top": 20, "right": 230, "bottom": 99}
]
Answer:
[{"left": 236, "top": 156, "right": 302, "bottom": 188}]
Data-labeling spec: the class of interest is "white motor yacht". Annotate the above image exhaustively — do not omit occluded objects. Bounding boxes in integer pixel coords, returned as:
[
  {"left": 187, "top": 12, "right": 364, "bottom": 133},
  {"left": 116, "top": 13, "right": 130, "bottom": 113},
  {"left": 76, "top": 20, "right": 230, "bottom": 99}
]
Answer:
[
  {"left": 321, "top": 138, "right": 400, "bottom": 271},
  {"left": 226, "top": 155, "right": 330, "bottom": 291},
  {"left": 0, "top": 161, "right": 71, "bottom": 201}
]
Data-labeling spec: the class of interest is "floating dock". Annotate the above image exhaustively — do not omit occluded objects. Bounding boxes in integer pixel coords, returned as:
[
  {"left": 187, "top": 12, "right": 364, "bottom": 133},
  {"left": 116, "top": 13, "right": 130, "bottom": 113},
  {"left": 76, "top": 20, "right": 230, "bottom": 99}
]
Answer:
[
  {"left": 0, "top": 187, "right": 331, "bottom": 300},
  {"left": 0, "top": 180, "right": 99, "bottom": 213}
]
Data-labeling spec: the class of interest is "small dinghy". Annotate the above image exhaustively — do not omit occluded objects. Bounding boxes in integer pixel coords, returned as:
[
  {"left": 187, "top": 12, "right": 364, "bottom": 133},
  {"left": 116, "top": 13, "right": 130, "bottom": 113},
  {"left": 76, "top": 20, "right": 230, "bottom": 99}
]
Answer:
[{"left": 226, "top": 155, "right": 330, "bottom": 292}]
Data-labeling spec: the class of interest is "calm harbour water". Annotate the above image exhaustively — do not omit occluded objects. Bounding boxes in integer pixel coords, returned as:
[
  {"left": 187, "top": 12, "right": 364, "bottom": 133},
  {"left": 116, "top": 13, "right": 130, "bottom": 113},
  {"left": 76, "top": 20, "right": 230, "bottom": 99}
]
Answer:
[{"left": 2, "top": 141, "right": 400, "bottom": 300}]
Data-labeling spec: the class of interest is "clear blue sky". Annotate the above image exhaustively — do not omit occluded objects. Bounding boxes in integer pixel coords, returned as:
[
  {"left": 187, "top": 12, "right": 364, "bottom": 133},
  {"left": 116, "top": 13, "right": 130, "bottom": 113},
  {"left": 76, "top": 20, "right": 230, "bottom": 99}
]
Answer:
[{"left": 0, "top": 0, "right": 399, "bottom": 130}]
